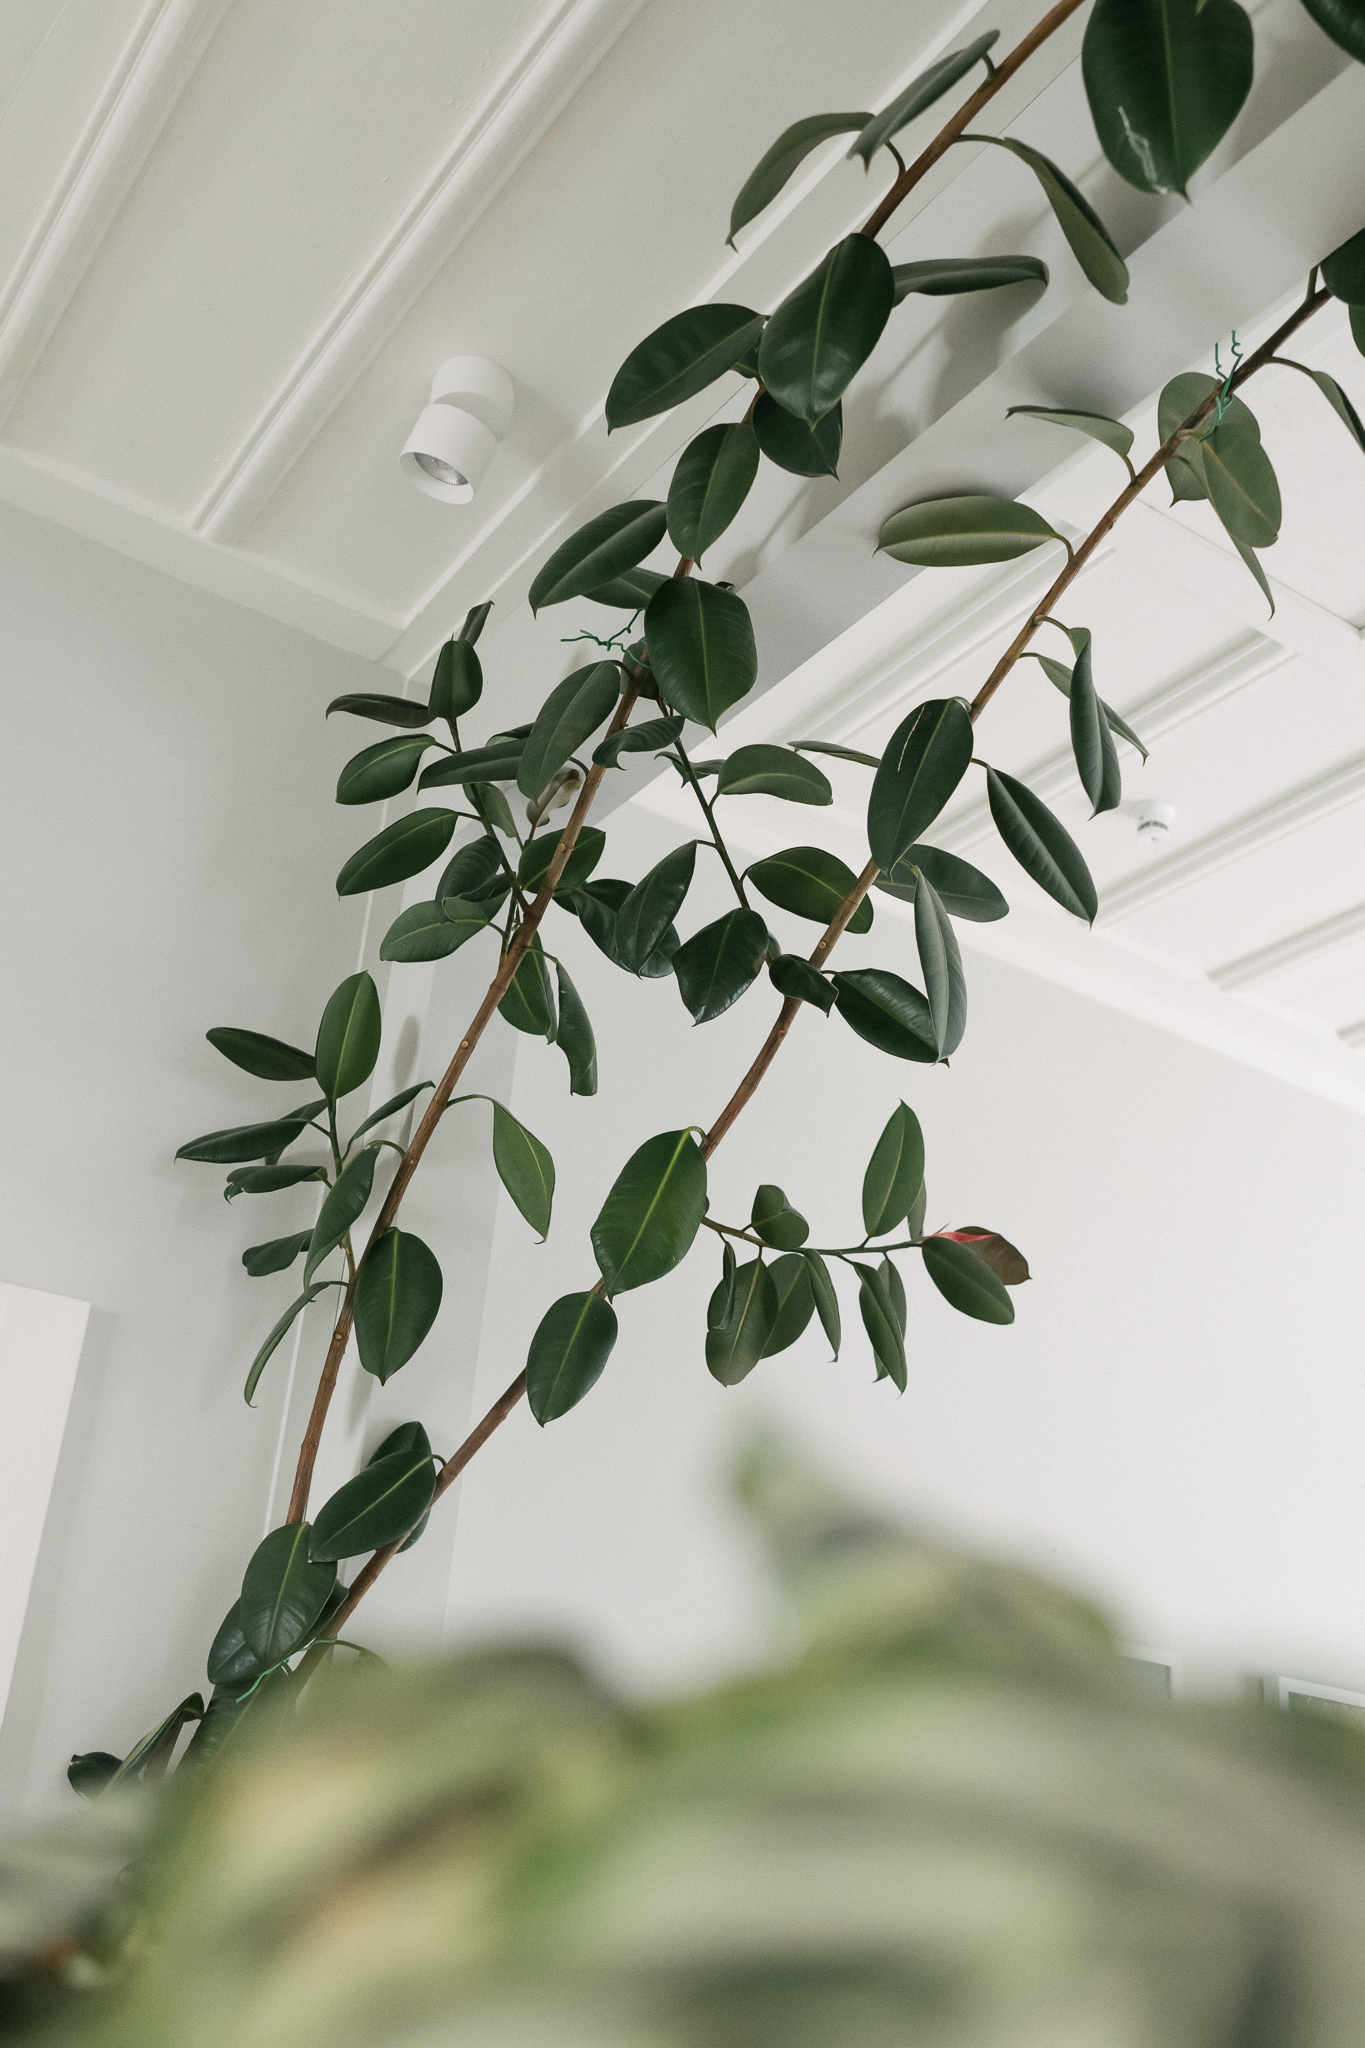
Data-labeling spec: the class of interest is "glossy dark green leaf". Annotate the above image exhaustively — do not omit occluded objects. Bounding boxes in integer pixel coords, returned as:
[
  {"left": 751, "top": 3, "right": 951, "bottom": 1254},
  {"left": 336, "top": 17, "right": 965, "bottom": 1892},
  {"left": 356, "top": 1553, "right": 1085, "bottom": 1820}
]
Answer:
[
  {"left": 667, "top": 422, "right": 760, "bottom": 560},
  {"left": 862, "top": 1101, "right": 925, "bottom": 1237},
  {"left": 239, "top": 1524, "right": 336, "bottom": 1664},
  {"left": 529, "top": 505, "right": 667, "bottom": 612},
  {"left": 337, "top": 733, "right": 439, "bottom": 805},
  {"left": 788, "top": 739, "right": 879, "bottom": 766},
  {"left": 728, "top": 112, "right": 871, "bottom": 243},
  {"left": 922, "top": 1234, "right": 1015, "bottom": 1323},
  {"left": 748, "top": 845, "right": 873, "bottom": 933},
  {"left": 315, "top": 971, "right": 381, "bottom": 1102},
  {"left": 970, "top": 134, "right": 1129, "bottom": 303},
  {"left": 1069, "top": 634, "right": 1122, "bottom": 815},
  {"left": 751, "top": 1183, "right": 809, "bottom": 1250},
  {"left": 1232, "top": 534, "right": 1276, "bottom": 616},
  {"left": 616, "top": 841, "right": 697, "bottom": 974},
  {"left": 418, "top": 744, "right": 522, "bottom": 790},
  {"left": 853, "top": 1260, "right": 906, "bottom": 1390},
  {"left": 206, "top": 1028, "right": 316, "bottom": 1083},
  {"left": 327, "top": 692, "right": 431, "bottom": 728},
  {"left": 892, "top": 254, "right": 1048, "bottom": 303},
  {"left": 309, "top": 1448, "right": 437, "bottom": 1563},
  {"left": 304, "top": 1144, "right": 380, "bottom": 1283},
  {"left": 644, "top": 577, "right": 758, "bottom": 731},
  {"left": 517, "top": 663, "right": 622, "bottom": 796},
  {"left": 867, "top": 698, "right": 974, "bottom": 869},
  {"left": 224, "top": 1161, "right": 327, "bottom": 1201},
  {"left": 753, "top": 393, "right": 842, "bottom": 476},
  {"left": 349, "top": 1082, "right": 433, "bottom": 1146},
  {"left": 369, "top": 1423, "right": 433, "bottom": 1552},
  {"left": 593, "top": 714, "right": 684, "bottom": 767},
  {"left": 716, "top": 745, "right": 832, "bottom": 805},
  {"left": 572, "top": 878, "right": 679, "bottom": 978},
  {"left": 769, "top": 954, "right": 837, "bottom": 1011},
  {"left": 758, "top": 235, "right": 894, "bottom": 424},
  {"left": 518, "top": 825, "right": 605, "bottom": 896},
  {"left": 242, "top": 1230, "right": 312, "bottom": 1279},
  {"left": 107, "top": 1692, "right": 206, "bottom": 1789},
  {"left": 881, "top": 1255, "right": 907, "bottom": 1337},
  {"left": 760, "top": 1252, "right": 816, "bottom": 1358},
  {"left": 354, "top": 1229, "right": 443, "bottom": 1383},
  {"left": 674, "top": 907, "right": 770, "bottom": 1022},
  {"left": 591, "top": 1129, "right": 708, "bottom": 1296},
  {"left": 832, "top": 969, "right": 937, "bottom": 1061},
  {"left": 850, "top": 32, "right": 999, "bottom": 164},
  {"left": 498, "top": 938, "right": 557, "bottom": 1041},
  {"left": 585, "top": 566, "right": 669, "bottom": 610},
  {"left": 1082, "top": 0, "right": 1253, "bottom": 197},
  {"left": 1322, "top": 224, "right": 1365, "bottom": 301},
  {"left": 1024, "top": 653, "right": 1149, "bottom": 762},
  {"left": 907, "top": 1180, "right": 928, "bottom": 1244},
  {"left": 1200, "top": 412, "right": 1281, "bottom": 547},
  {"left": 986, "top": 767, "right": 1097, "bottom": 924},
  {"left": 937, "top": 1226, "right": 1031, "bottom": 1286},
  {"left": 526, "top": 1291, "right": 618, "bottom": 1424},
  {"left": 914, "top": 868, "right": 967, "bottom": 1058},
  {"left": 381, "top": 897, "right": 490, "bottom": 963},
  {"left": 1275, "top": 358, "right": 1365, "bottom": 455},
  {"left": 205, "top": 1601, "right": 263, "bottom": 1689},
  {"left": 437, "top": 834, "right": 507, "bottom": 904},
  {"left": 1006, "top": 404, "right": 1134, "bottom": 461},
  {"left": 1300, "top": 0, "right": 1365, "bottom": 60},
  {"left": 706, "top": 1256, "right": 778, "bottom": 1385},
  {"left": 607, "top": 306, "right": 764, "bottom": 428},
  {"left": 470, "top": 781, "right": 517, "bottom": 839},
  {"left": 1349, "top": 304, "right": 1365, "bottom": 358},
  {"left": 336, "top": 809, "right": 458, "bottom": 897},
  {"left": 1157, "top": 369, "right": 1255, "bottom": 444},
  {"left": 67, "top": 1750, "right": 122, "bottom": 1799},
  {"left": 181, "top": 1671, "right": 292, "bottom": 1769},
  {"left": 710, "top": 1240, "right": 738, "bottom": 1328},
  {"left": 177, "top": 1111, "right": 318, "bottom": 1165},
  {"left": 876, "top": 843, "right": 1009, "bottom": 922},
  {"left": 801, "top": 1249, "right": 841, "bottom": 1356},
  {"left": 491, "top": 1101, "right": 555, "bottom": 1239},
  {"left": 879, "top": 495, "right": 1062, "bottom": 567},
  {"left": 428, "top": 639, "right": 482, "bottom": 723},
  {"left": 554, "top": 961, "right": 597, "bottom": 1097}
]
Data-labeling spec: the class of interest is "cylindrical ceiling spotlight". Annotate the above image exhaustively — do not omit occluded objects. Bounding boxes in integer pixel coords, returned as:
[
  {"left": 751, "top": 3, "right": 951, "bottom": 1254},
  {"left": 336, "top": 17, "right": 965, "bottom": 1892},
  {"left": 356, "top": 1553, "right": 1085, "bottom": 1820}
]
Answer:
[{"left": 400, "top": 356, "right": 514, "bottom": 504}]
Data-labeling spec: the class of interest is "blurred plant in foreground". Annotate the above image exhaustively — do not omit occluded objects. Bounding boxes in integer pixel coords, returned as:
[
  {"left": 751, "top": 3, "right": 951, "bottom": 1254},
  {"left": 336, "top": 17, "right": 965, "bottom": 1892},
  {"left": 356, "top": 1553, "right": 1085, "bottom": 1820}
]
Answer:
[{"left": 8, "top": 1444, "right": 1365, "bottom": 2045}]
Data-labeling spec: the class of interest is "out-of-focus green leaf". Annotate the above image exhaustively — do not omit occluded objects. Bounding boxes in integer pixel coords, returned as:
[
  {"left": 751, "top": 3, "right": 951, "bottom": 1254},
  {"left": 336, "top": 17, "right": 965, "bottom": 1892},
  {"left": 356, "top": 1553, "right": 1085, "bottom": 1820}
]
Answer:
[
  {"left": 644, "top": 578, "right": 758, "bottom": 731},
  {"left": 759, "top": 235, "right": 894, "bottom": 424},
  {"left": 748, "top": 845, "right": 873, "bottom": 933},
  {"left": 517, "top": 664, "right": 622, "bottom": 796},
  {"left": 606, "top": 307, "right": 764, "bottom": 428},
  {"left": 1082, "top": 0, "right": 1253, "bottom": 197},
  {"left": 728, "top": 113, "right": 870, "bottom": 243},
  {"left": 716, "top": 746, "right": 832, "bottom": 804},
  {"left": 336, "top": 810, "right": 458, "bottom": 897},
  {"left": 315, "top": 972, "right": 381, "bottom": 1102},
  {"left": 205, "top": 1028, "right": 316, "bottom": 1083},
  {"left": 1322, "top": 224, "right": 1365, "bottom": 300},
  {"left": 592, "top": 1130, "right": 707, "bottom": 1296},
  {"left": 1301, "top": 0, "right": 1365, "bottom": 61},
  {"left": 832, "top": 969, "right": 937, "bottom": 1061},
  {"left": 922, "top": 1234, "right": 1015, "bottom": 1323},
  {"left": 753, "top": 393, "right": 842, "bottom": 476},
  {"left": 879, "top": 496, "right": 1062, "bottom": 566},
  {"left": 867, "top": 698, "right": 974, "bottom": 868},
  {"left": 309, "top": 1450, "right": 437, "bottom": 1563},
  {"left": 526, "top": 1291, "right": 618, "bottom": 1423},
  {"left": 850, "top": 33, "right": 999, "bottom": 163},
  {"left": 667, "top": 422, "right": 760, "bottom": 560},
  {"left": 986, "top": 767, "right": 1097, "bottom": 923},
  {"left": 862, "top": 1101, "right": 925, "bottom": 1238},
  {"left": 239, "top": 1525, "right": 336, "bottom": 1665},
  {"left": 674, "top": 908, "right": 770, "bottom": 1022},
  {"left": 355, "top": 1230, "right": 443, "bottom": 1383},
  {"left": 529, "top": 507, "right": 667, "bottom": 613}
]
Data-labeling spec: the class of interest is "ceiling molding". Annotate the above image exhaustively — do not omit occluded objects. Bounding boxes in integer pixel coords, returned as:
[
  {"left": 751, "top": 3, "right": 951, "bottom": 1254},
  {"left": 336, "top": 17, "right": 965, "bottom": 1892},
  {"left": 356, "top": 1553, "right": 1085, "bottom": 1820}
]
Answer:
[
  {"left": 190, "top": 0, "right": 648, "bottom": 544},
  {"left": 0, "top": 0, "right": 232, "bottom": 430},
  {"left": 1210, "top": 899, "right": 1365, "bottom": 992}
]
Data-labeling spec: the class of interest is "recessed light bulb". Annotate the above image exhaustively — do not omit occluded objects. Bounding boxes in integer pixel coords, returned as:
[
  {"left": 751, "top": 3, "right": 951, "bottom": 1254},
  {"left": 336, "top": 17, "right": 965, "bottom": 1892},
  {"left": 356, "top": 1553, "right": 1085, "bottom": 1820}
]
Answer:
[{"left": 414, "top": 451, "right": 467, "bottom": 488}]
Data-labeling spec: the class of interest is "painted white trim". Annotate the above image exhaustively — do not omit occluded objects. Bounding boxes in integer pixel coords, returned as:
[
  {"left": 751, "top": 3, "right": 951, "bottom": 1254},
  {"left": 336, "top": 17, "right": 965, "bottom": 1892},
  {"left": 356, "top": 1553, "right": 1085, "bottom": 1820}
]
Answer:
[
  {"left": 1211, "top": 899, "right": 1365, "bottom": 992},
  {"left": 0, "top": 1283, "right": 88, "bottom": 1721},
  {"left": 1277, "top": 1675, "right": 1365, "bottom": 1714}
]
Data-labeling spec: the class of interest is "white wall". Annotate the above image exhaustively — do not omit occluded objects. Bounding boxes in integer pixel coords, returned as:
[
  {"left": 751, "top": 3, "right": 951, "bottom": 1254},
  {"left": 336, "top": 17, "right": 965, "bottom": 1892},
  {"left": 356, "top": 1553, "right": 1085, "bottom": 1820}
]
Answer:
[{"left": 444, "top": 795, "right": 1365, "bottom": 1700}]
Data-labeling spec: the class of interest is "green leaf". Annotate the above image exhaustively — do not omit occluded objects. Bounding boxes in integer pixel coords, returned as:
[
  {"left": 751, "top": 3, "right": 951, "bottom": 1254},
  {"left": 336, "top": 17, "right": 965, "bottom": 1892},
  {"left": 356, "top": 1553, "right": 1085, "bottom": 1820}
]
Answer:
[
  {"left": 327, "top": 692, "right": 430, "bottom": 728},
  {"left": 892, "top": 254, "right": 1048, "bottom": 303},
  {"left": 1005, "top": 404, "right": 1134, "bottom": 461},
  {"left": 616, "top": 841, "right": 697, "bottom": 974},
  {"left": 922, "top": 1234, "right": 1015, "bottom": 1323},
  {"left": 1157, "top": 369, "right": 1255, "bottom": 443},
  {"left": 529, "top": 505, "right": 667, "bottom": 613},
  {"left": 305, "top": 1144, "right": 380, "bottom": 1283},
  {"left": 753, "top": 393, "right": 841, "bottom": 476},
  {"left": 862, "top": 1101, "right": 926, "bottom": 1237},
  {"left": 224, "top": 1162, "right": 327, "bottom": 1201},
  {"left": 592, "top": 1129, "right": 708, "bottom": 1296},
  {"left": 526, "top": 1291, "right": 618, "bottom": 1424},
  {"left": 107, "top": 1692, "right": 206, "bottom": 1789},
  {"left": 382, "top": 897, "right": 490, "bottom": 963},
  {"left": 337, "top": 732, "right": 439, "bottom": 805},
  {"left": 239, "top": 1524, "right": 337, "bottom": 1664},
  {"left": 593, "top": 714, "right": 684, "bottom": 767},
  {"left": 206, "top": 1028, "right": 316, "bottom": 1083},
  {"left": 336, "top": 809, "right": 458, "bottom": 897},
  {"left": 418, "top": 743, "right": 523, "bottom": 791},
  {"left": 315, "top": 971, "right": 381, "bottom": 1102},
  {"left": 518, "top": 825, "right": 606, "bottom": 897},
  {"left": 706, "top": 1256, "right": 779, "bottom": 1385},
  {"left": 674, "top": 907, "right": 770, "bottom": 1022},
  {"left": 571, "top": 878, "right": 679, "bottom": 977},
  {"left": 1301, "top": 0, "right": 1365, "bottom": 59},
  {"left": 1323, "top": 224, "right": 1365, "bottom": 300},
  {"left": 748, "top": 845, "right": 873, "bottom": 933},
  {"left": 832, "top": 969, "right": 937, "bottom": 1061},
  {"left": 644, "top": 577, "right": 758, "bottom": 731},
  {"left": 517, "top": 663, "right": 622, "bottom": 795},
  {"left": 986, "top": 767, "right": 1097, "bottom": 923},
  {"left": 762, "top": 1251, "right": 817, "bottom": 1357},
  {"left": 205, "top": 1601, "right": 263, "bottom": 1689},
  {"left": 1082, "top": 0, "right": 1253, "bottom": 198},
  {"left": 867, "top": 698, "right": 974, "bottom": 868},
  {"left": 554, "top": 961, "right": 597, "bottom": 1097},
  {"left": 758, "top": 235, "right": 894, "bottom": 424},
  {"left": 907, "top": 1180, "right": 928, "bottom": 1244},
  {"left": 914, "top": 868, "right": 968, "bottom": 1058},
  {"left": 428, "top": 639, "right": 482, "bottom": 723},
  {"left": 728, "top": 112, "right": 871, "bottom": 244},
  {"left": 491, "top": 1101, "right": 555, "bottom": 1239},
  {"left": 1231, "top": 534, "right": 1276, "bottom": 617},
  {"left": 1200, "top": 411, "right": 1281, "bottom": 547},
  {"left": 585, "top": 566, "right": 669, "bottom": 609},
  {"left": 177, "top": 1111, "right": 318, "bottom": 1165},
  {"left": 712, "top": 1240, "right": 738, "bottom": 1328},
  {"left": 853, "top": 1260, "right": 906, "bottom": 1390},
  {"left": 769, "top": 953, "right": 837, "bottom": 1011},
  {"left": 437, "top": 834, "right": 508, "bottom": 903},
  {"left": 473, "top": 779, "right": 518, "bottom": 840},
  {"left": 1024, "top": 653, "right": 1149, "bottom": 761},
  {"left": 309, "top": 1448, "right": 437, "bottom": 1563},
  {"left": 788, "top": 739, "right": 879, "bottom": 766},
  {"left": 667, "top": 421, "right": 760, "bottom": 560},
  {"left": 801, "top": 1249, "right": 841, "bottom": 1356},
  {"left": 1068, "top": 634, "right": 1122, "bottom": 815},
  {"left": 937, "top": 1226, "right": 1031, "bottom": 1286},
  {"left": 1274, "top": 359, "right": 1365, "bottom": 455},
  {"left": 876, "top": 843, "right": 1009, "bottom": 921},
  {"left": 879, "top": 494, "right": 1063, "bottom": 567},
  {"left": 970, "top": 134, "right": 1129, "bottom": 303},
  {"left": 348, "top": 1082, "right": 433, "bottom": 1146},
  {"left": 498, "top": 938, "right": 557, "bottom": 1041},
  {"left": 851, "top": 32, "right": 999, "bottom": 163},
  {"left": 242, "top": 1230, "right": 312, "bottom": 1279},
  {"left": 1346, "top": 301, "right": 1363, "bottom": 356},
  {"left": 716, "top": 745, "right": 832, "bottom": 804},
  {"left": 368, "top": 1424, "right": 433, "bottom": 1551},
  {"left": 751, "top": 1183, "right": 809, "bottom": 1249},
  {"left": 606, "top": 305, "right": 764, "bottom": 428},
  {"left": 354, "top": 1230, "right": 443, "bottom": 1383}
]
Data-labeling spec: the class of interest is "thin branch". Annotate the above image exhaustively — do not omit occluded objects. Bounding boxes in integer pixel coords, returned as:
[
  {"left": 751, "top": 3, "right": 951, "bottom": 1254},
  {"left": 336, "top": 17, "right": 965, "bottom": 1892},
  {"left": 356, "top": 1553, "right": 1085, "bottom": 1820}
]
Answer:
[{"left": 671, "top": 733, "right": 749, "bottom": 908}]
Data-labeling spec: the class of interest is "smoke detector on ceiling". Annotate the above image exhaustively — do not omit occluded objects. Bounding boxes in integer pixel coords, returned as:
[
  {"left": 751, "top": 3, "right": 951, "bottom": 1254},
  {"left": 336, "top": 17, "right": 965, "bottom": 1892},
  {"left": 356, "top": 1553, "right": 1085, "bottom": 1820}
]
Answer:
[
  {"left": 1134, "top": 799, "right": 1175, "bottom": 854},
  {"left": 400, "top": 356, "right": 514, "bottom": 504}
]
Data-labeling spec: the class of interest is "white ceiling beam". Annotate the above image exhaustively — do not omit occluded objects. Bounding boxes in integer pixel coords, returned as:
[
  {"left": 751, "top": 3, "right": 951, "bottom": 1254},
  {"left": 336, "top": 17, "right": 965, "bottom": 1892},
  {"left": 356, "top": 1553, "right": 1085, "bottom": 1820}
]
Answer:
[{"left": 1212, "top": 901, "right": 1365, "bottom": 991}]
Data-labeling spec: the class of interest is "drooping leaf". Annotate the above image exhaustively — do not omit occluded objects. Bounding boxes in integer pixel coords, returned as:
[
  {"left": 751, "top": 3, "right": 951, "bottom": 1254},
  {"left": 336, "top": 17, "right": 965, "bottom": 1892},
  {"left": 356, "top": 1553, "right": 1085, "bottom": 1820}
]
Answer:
[
  {"left": 1200, "top": 411, "right": 1281, "bottom": 547},
  {"left": 1231, "top": 534, "right": 1276, "bottom": 617},
  {"left": 1082, "top": 0, "right": 1253, "bottom": 197},
  {"left": 938, "top": 1227, "right": 1031, "bottom": 1286},
  {"left": 761, "top": 1252, "right": 817, "bottom": 1358},
  {"left": 751, "top": 1184, "right": 809, "bottom": 1250},
  {"left": 327, "top": 692, "right": 431, "bottom": 728},
  {"left": 304, "top": 1144, "right": 380, "bottom": 1283},
  {"left": 518, "top": 825, "right": 606, "bottom": 897},
  {"left": 554, "top": 962, "right": 597, "bottom": 1097},
  {"left": 1300, "top": 0, "right": 1365, "bottom": 61},
  {"left": 706, "top": 1256, "right": 779, "bottom": 1385},
  {"left": 585, "top": 566, "right": 669, "bottom": 610},
  {"left": 526, "top": 1291, "right": 618, "bottom": 1424},
  {"left": 788, "top": 740, "right": 880, "bottom": 766},
  {"left": 606, "top": 306, "right": 765, "bottom": 428},
  {"left": 206, "top": 1028, "right": 316, "bottom": 1083},
  {"left": 1006, "top": 405, "right": 1134, "bottom": 461},
  {"left": 239, "top": 1524, "right": 337, "bottom": 1665},
  {"left": 853, "top": 1260, "right": 907, "bottom": 1390},
  {"left": 368, "top": 1424, "right": 433, "bottom": 1552},
  {"left": 591, "top": 1129, "right": 708, "bottom": 1296},
  {"left": 892, "top": 254, "right": 1048, "bottom": 303},
  {"left": 1322, "top": 224, "right": 1365, "bottom": 301},
  {"left": 571, "top": 878, "right": 679, "bottom": 978},
  {"left": 914, "top": 869, "right": 968, "bottom": 1058},
  {"left": 986, "top": 767, "right": 1097, "bottom": 923},
  {"left": 667, "top": 422, "right": 760, "bottom": 560},
  {"left": 768, "top": 953, "right": 837, "bottom": 1011},
  {"left": 674, "top": 907, "right": 770, "bottom": 1022},
  {"left": 355, "top": 1230, "right": 444, "bottom": 1383},
  {"left": 381, "top": 897, "right": 491, "bottom": 963},
  {"left": 224, "top": 1161, "right": 328, "bottom": 1201},
  {"left": 709, "top": 1240, "right": 738, "bottom": 1329},
  {"left": 315, "top": 972, "right": 381, "bottom": 1102},
  {"left": 491, "top": 1101, "right": 555, "bottom": 1239},
  {"left": 716, "top": 745, "right": 832, "bottom": 805},
  {"left": 616, "top": 841, "right": 697, "bottom": 974},
  {"left": 1024, "top": 653, "right": 1149, "bottom": 762},
  {"left": 876, "top": 843, "right": 1009, "bottom": 922},
  {"left": 644, "top": 577, "right": 758, "bottom": 731},
  {"left": 879, "top": 495, "right": 1062, "bottom": 567},
  {"left": 867, "top": 698, "right": 974, "bottom": 869},
  {"left": 418, "top": 744, "right": 523, "bottom": 791},
  {"left": 970, "top": 133, "right": 1129, "bottom": 303},
  {"left": 759, "top": 235, "right": 894, "bottom": 424},
  {"left": 862, "top": 1101, "right": 926, "bottom": 1238},
  {"left": 205, "top": 1601, "right": 263, "bottom": 1690},
  {"left": 728, "top": 112, "right": 871, "bottom": 244},
  {"left": 529, "top": 505, "right": 667, "bottom": 613},
  {"left": 1068, "top": 634, "right": 1122, "bottom": 815},
  {"left": 106, "top": 1693, "right": 206, "bottom": 1789},
  {"left": 850, "top": 32, "right": 999, "bottom": 164},
  {"left": 832, "top": 969, "right": 937, "bottom": 1061},
  {"left": 308, "top": 1448, "right": 437, "bottom": 1563},
  {"left": 337, "top": 733, "right": 440, "bottom": 805},
  {"left": 907, "top": 1180, "right": 928, "bottom": 1243},
  {"left": 753, "top": 393, "right": 842, "bottom": 476},
  {"left": 881, "top": 1255, "right": 908, "bottom": 1337},
  {"left": 801, "top": 1249, "right": 841, "bottom": 1356},
  {"left": 348, "top": 1082, "right": 434, "bottom": 1146},
  {"left": 471, "top": 779, "right": 518, "bottom": 840},
  {"left": 1273, "top": 358, "right": 1365, "bottom": 455},
  {"left": 748, "top": 845, "right": 873, "bottom": 934},
  {"left": 922, "top": 1234, "right": 1015, "bottom": 1323},
  {"left": 498, "top": 938, "right": 557, "bottom": 1041},
  {"left": 336, "top": 810, "right": 458, "bottom": 897},
  {"left": 177, "top": 1111, "right": 319, "bottom": 1166},
  {"left": 428, "top": 639, "right": 482, "bottom": 723},
  {"left": 242, "top": 1230, "right": 312, "bottom": 1279},
  {"left": 517, "top": 663, "right": 622, "bottom": 795},
  {"left": 437, "top": 834, "right": 508, "bottom": 904},
  {"left": 593, "top": 714, "right": 684, "bottom": 768}
]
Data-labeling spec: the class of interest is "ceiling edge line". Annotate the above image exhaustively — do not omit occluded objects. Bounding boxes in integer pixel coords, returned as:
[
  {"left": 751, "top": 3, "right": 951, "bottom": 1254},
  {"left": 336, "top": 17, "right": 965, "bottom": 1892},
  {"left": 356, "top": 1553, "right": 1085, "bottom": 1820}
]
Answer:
[{"left": 1210, "top": 899, "right": 1365, "bottom": 992}]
